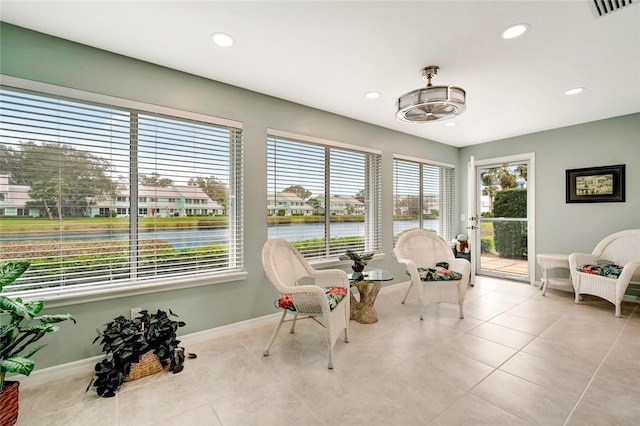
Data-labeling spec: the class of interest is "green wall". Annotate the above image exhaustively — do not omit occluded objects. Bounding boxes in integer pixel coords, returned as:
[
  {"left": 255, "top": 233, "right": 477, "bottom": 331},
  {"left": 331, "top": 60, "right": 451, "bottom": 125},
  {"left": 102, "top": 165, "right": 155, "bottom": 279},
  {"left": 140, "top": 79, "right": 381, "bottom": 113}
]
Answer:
[
  {"left": 459, "top": 113, "right": 640, "bottom": 262},
  {"left": 1, "top": 22, "right": 638, "bottom": 370},
  {"left": 0, "top": 23, "right": 459, "bottom": 368}
]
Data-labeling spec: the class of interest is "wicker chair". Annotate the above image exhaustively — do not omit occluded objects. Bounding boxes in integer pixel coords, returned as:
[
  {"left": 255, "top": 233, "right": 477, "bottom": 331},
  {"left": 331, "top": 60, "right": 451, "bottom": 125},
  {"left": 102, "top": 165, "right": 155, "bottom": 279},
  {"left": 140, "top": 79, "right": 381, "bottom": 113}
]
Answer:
[
  {"left": 394, "top": 229, "right": 470, "bottom": 320},
  {"left": 261, "top": 238, "right": 350, "bottom": 369},
  {"left": 568, "top": 229, "right": 640, "bottom": 317}
]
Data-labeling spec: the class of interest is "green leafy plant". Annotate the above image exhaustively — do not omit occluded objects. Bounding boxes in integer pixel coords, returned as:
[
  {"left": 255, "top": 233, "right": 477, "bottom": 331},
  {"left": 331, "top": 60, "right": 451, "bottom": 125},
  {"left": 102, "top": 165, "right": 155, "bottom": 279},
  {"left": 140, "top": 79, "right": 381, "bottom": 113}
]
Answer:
[
  {"left": 339, "top": 249, "right": 374, "bottom": 265},
  {"left": 0, "top": 261, "right": 76, "bottom": 392},
  {"left": 87, "top": 308, "right": 186, "bottom": 397}
]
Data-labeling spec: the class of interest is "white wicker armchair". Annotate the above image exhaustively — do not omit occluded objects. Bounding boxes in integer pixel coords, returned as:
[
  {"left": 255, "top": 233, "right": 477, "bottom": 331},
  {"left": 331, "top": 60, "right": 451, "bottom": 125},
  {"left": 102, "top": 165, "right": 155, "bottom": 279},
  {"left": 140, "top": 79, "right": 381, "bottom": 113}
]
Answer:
[
  {"left": 394, "top": 229, "right": 470, "bottom": 320},
  {"left": 568, "top": 229, "right": 640, "bottom": 317},
  {"left": 261, "top": 238, "right": 350, "bottom": 369}
]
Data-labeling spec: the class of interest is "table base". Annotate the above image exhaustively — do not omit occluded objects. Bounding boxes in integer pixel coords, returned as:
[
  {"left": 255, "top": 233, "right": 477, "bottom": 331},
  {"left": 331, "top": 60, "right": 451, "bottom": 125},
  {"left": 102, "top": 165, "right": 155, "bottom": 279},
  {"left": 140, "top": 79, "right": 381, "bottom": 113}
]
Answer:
[{"left": 350, "top": 280, "right": 381, "bottom": 324}]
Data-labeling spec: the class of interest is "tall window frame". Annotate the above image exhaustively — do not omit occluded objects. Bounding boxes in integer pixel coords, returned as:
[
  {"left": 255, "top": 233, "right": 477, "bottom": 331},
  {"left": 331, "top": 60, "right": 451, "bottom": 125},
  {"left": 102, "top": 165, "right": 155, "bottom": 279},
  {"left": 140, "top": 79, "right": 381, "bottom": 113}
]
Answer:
[
  {"left": 267, "top": 130, "right": 382, "bottom": 260},
  {"left": 393, "top": 154, "right": 457, "bottom": 243},
  {"left": 0, "top": 81, "right": 244, "bottom": 299}
]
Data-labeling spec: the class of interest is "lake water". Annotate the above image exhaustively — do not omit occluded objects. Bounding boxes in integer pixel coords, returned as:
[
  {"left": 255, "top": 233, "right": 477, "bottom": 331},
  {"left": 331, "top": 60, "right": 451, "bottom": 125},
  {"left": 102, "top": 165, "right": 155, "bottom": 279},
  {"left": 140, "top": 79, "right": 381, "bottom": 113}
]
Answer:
[{"left": 2, "top": 219, "right": 439, "bottom": 249}]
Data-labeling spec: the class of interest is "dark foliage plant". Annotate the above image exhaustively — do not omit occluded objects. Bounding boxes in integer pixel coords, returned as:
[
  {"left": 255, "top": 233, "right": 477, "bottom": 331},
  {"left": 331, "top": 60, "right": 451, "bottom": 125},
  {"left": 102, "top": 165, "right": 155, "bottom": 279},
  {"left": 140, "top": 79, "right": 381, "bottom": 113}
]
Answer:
[
  {"left": 493, "top": 188, "right": 528, "bottom": 258},
  {"left": 87, "top": 309, "right": 186, "bottom": 397}
]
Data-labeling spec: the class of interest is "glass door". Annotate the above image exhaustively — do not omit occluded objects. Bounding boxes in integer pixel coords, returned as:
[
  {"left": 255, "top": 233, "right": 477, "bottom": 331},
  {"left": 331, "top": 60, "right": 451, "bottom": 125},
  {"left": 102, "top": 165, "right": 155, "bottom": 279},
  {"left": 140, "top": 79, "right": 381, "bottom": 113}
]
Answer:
[{"left": 475, "top": 160, "right": 530, "bottom": 281}]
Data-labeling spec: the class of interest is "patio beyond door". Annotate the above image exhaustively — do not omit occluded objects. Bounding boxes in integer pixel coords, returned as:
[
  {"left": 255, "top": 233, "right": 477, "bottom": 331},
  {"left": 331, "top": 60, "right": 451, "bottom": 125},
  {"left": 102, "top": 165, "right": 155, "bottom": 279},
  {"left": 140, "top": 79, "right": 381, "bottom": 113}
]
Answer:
[{"left": 475, "top": 158, "right": 531, "bottom": 282}]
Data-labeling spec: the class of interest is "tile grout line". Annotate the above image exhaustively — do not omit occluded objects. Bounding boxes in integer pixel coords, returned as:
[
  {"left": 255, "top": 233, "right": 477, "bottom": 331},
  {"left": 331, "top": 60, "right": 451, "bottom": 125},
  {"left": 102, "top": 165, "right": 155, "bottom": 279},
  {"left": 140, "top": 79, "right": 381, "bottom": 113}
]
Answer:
[
  {"left": 426, "top": 285, "right": 547, "bottom": 426},
  {"left": 451, "top": 290, "right": 586, "bottom": 426},
  {"left": 562, "top": 302, "right": 638, "bottom": 426}
]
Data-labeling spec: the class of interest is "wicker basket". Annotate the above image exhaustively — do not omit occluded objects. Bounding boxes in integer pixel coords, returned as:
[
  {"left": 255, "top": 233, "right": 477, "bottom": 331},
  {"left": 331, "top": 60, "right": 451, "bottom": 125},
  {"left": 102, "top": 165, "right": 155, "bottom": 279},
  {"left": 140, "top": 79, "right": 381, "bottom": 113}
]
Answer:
[
  {"left": 0, "top": 380, "right": 20, "bottom": 426},
  {"left": 125, "top": 351, "right": 163, "bottom": 382}
]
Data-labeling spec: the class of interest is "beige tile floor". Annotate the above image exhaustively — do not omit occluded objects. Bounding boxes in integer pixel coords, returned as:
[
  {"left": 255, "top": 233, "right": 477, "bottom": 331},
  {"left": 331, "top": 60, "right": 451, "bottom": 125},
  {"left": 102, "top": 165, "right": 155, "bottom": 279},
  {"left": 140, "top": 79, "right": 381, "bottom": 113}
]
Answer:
[{"left": 16, "top": 276, "right": 640, "bottom": 425}]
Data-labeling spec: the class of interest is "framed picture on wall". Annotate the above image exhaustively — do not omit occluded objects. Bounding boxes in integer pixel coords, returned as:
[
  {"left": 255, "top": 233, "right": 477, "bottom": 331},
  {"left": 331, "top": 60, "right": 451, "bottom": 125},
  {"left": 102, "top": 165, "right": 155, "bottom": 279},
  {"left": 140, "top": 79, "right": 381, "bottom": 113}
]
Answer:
[{"left": 566, "top": 164, "right": 625, "bottom": 203}]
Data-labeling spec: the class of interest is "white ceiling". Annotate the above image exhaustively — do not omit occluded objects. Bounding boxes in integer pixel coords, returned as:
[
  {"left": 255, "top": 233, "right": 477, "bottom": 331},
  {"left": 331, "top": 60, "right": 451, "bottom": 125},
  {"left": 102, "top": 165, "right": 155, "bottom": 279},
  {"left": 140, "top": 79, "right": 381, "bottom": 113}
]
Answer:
[{"left": 1, "top": 1, "right": 639, "bottom": 147}]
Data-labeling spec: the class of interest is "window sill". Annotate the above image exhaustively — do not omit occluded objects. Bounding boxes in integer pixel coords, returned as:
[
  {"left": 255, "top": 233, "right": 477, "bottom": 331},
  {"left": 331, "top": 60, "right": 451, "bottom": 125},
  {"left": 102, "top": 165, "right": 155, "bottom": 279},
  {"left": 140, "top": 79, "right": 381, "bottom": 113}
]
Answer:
[{"left": 34, "top": 271, "right": 248, "bottom": 309}]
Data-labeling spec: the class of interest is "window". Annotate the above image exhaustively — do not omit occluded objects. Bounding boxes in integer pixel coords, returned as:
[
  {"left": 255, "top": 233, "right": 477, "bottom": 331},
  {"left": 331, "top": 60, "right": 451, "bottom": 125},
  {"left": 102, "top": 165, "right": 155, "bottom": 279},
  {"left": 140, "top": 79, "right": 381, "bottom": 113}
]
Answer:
[
  {"left": 267, "top": 130, "right": 381, "bottom": 259},
  {"left": 393, "top": 155, "right": 456, "bottom": 243},
  {"left": 0, "top": 85, "right": 243, "bottom": 297}
]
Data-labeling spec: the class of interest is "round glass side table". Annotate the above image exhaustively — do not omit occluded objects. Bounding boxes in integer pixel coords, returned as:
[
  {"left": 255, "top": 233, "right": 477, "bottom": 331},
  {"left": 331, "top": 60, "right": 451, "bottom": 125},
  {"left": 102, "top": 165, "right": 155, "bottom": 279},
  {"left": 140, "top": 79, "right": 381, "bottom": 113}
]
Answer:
[{"left": 348, "top": 269, "right": 394, "bottom": 324}]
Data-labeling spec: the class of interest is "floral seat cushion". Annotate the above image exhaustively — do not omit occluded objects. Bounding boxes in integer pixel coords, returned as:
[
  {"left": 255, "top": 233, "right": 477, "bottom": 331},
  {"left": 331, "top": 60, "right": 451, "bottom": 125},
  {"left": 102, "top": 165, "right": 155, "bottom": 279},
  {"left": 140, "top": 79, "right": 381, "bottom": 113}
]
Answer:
[
  {"left": 275, "top": 287, "right": 347, "bottom": 312},
  {"left": 577, "top": 264, "right": 623, "bottom": 279},
  {"left": 406, "top": 262, "right": 463, "bottom": 281},
  {"left": 417, "top": 267, "right": 463, "bottom": 281}
]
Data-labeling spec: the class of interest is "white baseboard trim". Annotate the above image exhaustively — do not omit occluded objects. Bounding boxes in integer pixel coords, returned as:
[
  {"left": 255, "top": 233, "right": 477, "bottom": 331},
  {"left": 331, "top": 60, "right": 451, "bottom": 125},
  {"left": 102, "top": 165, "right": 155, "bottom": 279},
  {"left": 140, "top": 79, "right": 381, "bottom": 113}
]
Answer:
[
  {"left": 16, "top": 312, "right": 283, "bottom": 389},
  {"left": 15, "top": 283, "right": 410, "bottom": 389}
]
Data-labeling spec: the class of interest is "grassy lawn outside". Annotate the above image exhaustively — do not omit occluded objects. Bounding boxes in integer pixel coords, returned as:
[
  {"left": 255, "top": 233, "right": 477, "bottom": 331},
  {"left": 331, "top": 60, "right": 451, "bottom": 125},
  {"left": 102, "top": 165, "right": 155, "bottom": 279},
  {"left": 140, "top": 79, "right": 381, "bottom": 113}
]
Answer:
[
  {"left": 0, "top": 216, "right": 229, "bottom": 234},
  {"left": 480, "top": 220, "right": 495, "bottom": 253}
]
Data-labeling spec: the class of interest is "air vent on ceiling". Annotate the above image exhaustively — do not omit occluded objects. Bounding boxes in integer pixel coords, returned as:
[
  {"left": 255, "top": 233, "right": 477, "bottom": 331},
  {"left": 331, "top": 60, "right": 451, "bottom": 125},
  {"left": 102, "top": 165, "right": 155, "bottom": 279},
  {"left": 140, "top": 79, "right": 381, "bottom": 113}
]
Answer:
[{"left": 591, "top": 0, "right": 635, "bottom": 17}]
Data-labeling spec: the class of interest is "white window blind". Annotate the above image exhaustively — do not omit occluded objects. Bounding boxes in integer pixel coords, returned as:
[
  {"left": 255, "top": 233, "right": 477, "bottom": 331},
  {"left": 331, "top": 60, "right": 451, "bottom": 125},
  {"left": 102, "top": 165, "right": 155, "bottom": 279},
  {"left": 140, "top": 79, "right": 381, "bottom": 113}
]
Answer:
[
  {"left": 393, "top": 157, "right": 456, "bottom": 243},
  {"left": 267, "top": 133, "right": 381, "bottom": 259},
  {"left": 0, "top": 86, "right": 243, "bottom": 296}
]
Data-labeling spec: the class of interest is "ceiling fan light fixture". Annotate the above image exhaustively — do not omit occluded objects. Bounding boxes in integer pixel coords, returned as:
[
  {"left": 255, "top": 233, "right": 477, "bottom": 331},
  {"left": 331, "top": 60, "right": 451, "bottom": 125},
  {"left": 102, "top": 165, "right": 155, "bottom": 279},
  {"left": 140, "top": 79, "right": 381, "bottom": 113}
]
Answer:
[{"left": 396, "top": 66, "right": 466, "bottom": 123}]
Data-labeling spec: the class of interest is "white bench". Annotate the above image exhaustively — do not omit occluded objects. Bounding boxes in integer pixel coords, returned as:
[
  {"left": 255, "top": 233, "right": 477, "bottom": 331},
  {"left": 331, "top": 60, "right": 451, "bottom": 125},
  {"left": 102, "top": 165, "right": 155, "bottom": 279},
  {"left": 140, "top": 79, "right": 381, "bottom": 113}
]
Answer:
[{"left": 568, "top": 229, "right": 640, "bottom": 317}]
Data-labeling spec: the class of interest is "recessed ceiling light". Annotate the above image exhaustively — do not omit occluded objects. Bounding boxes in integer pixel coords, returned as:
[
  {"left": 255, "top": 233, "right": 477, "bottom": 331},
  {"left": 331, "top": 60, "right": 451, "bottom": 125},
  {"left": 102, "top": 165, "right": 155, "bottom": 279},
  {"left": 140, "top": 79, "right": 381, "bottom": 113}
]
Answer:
[
  {"left": 565, "top": 87, "right": 585, "bottom": 96},
  {"left": 445, "top": 122, "right": 456, "bottom": 127},
  {"left": 502, "top": 24, "right": 529, "bottom": 39},
  {"left": 365, "top": 91, "right": 380, "bottom": 99},
  {"left": 211, "top": 32, "right": 234, "bottom": 47}
]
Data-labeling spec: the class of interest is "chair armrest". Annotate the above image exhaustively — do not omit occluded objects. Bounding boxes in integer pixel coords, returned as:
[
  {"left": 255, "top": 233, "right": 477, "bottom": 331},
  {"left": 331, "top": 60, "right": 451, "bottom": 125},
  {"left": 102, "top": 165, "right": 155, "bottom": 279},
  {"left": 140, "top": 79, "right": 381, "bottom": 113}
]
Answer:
[
  {"left": 569, "top": 253, "right": 597, "bottom": 271},
  {"left": 396, "top": 257, "right": 420, "bottom": 283},
  {"left": 609, "top": 260, "right": 640, "bottom": 301},
  {"left": 309, "top": 269, "right": 350, "bottom": 289},
  {"left": 569, "top": 252, "right": 600, "bottom": 286},
  {"left": 618, "top": 261, "right": 640, "bottom": 284},
  {"left": 284, "top": 284, "right": 326, "bottom": 295},
  {"left": 450, "top": 258, "right": 471, "bottom": 295},
  {"left": 450, "top": 258, "right": 471, "bottom": 276}
]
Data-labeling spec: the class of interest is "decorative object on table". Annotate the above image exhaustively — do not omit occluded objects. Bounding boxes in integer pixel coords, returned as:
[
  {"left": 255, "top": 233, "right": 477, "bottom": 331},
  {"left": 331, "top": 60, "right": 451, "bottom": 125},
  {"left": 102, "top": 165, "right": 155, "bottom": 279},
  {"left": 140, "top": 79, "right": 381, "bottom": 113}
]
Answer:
[
  {"left": 394, "top": 229, "right": 470, "bottom": 320},
  {"left": 568, "top": 229, "right": 640, "bottom": 317},
  {"left": 87, "top": 309, "right": 187, "bottom": 397},
  {"left": 262, "top": 238, "right": 350, "bottom": 369},
  {"left": 340, "top": 249, "right": 374, "bottom": 273},
  {"left": 565, "top": 164, "right": 625, "bottom": 203},
  {"left": 453, "top": 233, "right": 471, "bottom": 262},
  {"left": 0, "top": 261, "right": 76, "bottom": 426}
]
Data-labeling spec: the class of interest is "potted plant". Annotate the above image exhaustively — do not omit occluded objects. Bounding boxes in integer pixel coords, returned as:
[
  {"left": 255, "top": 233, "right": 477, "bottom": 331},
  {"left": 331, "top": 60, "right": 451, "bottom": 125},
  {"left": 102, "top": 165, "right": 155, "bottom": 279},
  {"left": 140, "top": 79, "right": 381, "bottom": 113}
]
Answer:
[
  {"left": 0, "top": 261, "right": 76, "bottom": 426},
  {"left": 340, "top": 249, "right": 374, "bottom": 272},
  {"left": 87, "top": 308, "right": 186, "bottom": 397}
]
